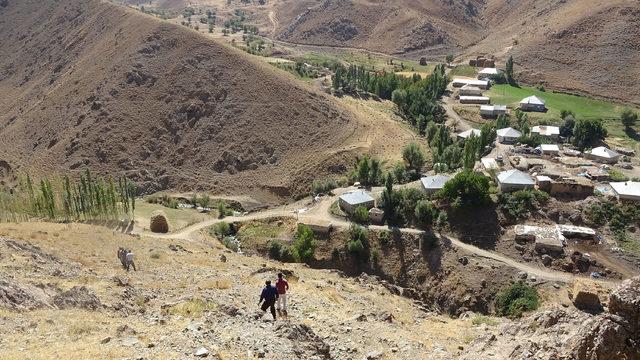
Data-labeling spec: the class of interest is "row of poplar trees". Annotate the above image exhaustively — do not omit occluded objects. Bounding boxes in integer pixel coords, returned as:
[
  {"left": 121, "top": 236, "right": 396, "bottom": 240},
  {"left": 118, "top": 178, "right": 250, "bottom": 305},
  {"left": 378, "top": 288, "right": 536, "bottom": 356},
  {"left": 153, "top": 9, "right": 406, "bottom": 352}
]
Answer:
[{"left": 0, "top": 169, "right": 136, "bottom": 223}]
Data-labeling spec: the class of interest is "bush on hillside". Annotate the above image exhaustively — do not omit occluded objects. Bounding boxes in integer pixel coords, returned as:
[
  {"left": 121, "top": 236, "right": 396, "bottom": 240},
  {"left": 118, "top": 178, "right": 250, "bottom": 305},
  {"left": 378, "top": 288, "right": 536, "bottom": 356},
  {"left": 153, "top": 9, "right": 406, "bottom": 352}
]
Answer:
[
  {"left": 495, "top": 282, "right": 540, "bottom": 318},
  {"left": 353, "top": 206, "right": 370, "bottom": 224},
  {"left": 498, "top": 189, "right": 549, "bottom": 220},
  {"left": 211, "top": 221, "right": 231, "bottom": 239},
  {"left": 347, "top": 224, "right": 369, "bottom": 262},
  {"left": 291, "top": 224, "right": 316, "bottom": 263}
]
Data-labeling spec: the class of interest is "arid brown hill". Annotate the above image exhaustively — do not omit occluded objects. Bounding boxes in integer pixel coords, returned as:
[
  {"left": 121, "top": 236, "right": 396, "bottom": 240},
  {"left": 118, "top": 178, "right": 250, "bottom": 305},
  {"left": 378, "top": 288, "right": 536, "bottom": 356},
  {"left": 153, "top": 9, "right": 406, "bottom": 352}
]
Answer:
[{"left": 0, "top": 0, "right": 360, "bottom": 203}]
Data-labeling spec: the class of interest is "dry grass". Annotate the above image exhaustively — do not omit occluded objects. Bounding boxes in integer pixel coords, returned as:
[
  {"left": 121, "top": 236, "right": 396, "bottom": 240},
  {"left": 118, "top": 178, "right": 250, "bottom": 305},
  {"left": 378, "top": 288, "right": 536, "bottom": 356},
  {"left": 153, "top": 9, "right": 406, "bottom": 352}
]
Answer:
[{"left": 168, "top": 299, "right": 218, "bottom": 318}]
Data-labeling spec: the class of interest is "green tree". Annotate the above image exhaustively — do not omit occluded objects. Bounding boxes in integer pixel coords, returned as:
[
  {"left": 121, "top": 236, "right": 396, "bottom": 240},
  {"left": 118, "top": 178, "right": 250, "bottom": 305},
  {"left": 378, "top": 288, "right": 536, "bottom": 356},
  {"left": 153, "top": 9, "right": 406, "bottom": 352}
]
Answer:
[
  {"left": 402, "top": 142, "right": 425, "bottom": 172},
  {"left": 414, "top": 200, "right": 437, "bottom": 228},
  {"left": 573, "top": 118, "right": 607, "bottom": 150},
  {"left": 353, "top": 206, "right": 370, "bottom": 224},
  {"left": 505, "top": 56, "right": 515, "bottom": 85},
  {"left": 463, "top": 134, "right": 480, "bottom": 170},
  {"left": 621, "top": 109, "right": 638, "bottom": 130},
  {"left": 495, "top": 282, "right": 540, "bottom": 318},
  {"left": 369, "top": 158, "right": 383, "bottom": 186},
  {"left": 560, "top": 115, "right": 575, "bottom": 138},
  {"left": 496, "top": 114, "right": 510, "bottom": 129},
  {"left": 291, "top": 224, "right": 316, "bottom": 263},
  {"left": 445, "top": 54, "right": 454, "bottom": 65},
  {"left": 347, "top": 224, "right": 369, "bottom": 262},
  {"left": 438, "top": 171, "right": 490, "bottom": 208},
  {"left": 381, "top": 174, "right": 398, "bottom": 224},
  {"left": 356, "top": 156, "right": 371, "bottom": 186}
]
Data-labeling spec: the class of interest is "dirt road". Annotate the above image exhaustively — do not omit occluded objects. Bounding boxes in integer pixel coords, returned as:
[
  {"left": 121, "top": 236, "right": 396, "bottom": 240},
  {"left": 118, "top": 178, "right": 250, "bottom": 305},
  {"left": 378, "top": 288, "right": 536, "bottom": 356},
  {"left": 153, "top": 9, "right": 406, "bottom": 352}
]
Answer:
[{"left": 137, "top": 186, "right": 601, "bottom": 284}]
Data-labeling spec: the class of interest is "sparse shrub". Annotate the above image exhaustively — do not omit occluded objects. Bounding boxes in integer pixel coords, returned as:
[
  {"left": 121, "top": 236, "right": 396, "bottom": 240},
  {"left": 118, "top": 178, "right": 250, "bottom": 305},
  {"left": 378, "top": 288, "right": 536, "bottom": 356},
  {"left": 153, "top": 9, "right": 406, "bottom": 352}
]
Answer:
[
  {"left": 472, "top": 315, "right": 499, "bottom": 326},
  {"left": 378, "top": 231, "right": 390, "bottom": 247},
  {"left": 347, "top": 224, "right": 369, "bottom": 262},
  {"left": 221, "top": 236, "right": 239, "bottom": 252},
  {"left": 331, "top": 248, "right": 341, "bottom": 262},
  {"left": 370, "top": 249, "right": 380, "bottom": 267},
  {"left": 414, "top": 200, "right": 437, "bottom": 228},
  {"left": 211, "top": 221, "right": 231, "bottom": 239},
  {"left": 609, "top": 169, "right": 629, "bottom": 182},
  {"left": 353, "top": 206, "right": 370, "bottom": 224},
  {"left": 420, "top": 233, "right": 439, "bottom": 251},
  {"left": 495, "top": 282, "right": 540, "bottom": 318},
  {"left": 150, "top": 251, "right": 162, "bottom": 260},
  {"left": 199, "top": 194, "right": 211, "bottom": 209},
  {"left": 311, "top": 178, "right": 339, "bottom": 195}
]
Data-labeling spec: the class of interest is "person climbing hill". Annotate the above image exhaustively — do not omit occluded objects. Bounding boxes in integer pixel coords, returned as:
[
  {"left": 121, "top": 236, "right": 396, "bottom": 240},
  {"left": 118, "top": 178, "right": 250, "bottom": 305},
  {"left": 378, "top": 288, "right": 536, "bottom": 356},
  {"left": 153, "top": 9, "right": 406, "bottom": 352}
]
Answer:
[
  {"left": 258, "top": 280, "right": 278, "bottom": 320},
  {"left": 275, "top": 273, "right": 289, "bottom": 317}
]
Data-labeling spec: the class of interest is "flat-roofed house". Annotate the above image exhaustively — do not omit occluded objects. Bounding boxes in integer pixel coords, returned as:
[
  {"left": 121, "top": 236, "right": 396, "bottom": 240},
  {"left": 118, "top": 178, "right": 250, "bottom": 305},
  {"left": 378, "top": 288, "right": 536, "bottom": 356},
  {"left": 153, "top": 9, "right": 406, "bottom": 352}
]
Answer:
[
  {"left": 459, "top": 84, "right": 484, "bottom": 96},
  {"left": 459, "top": 96, "right": 491, "bottom": 104},
  {"left": 537, "top": 144, "right": 561, "bottom": 155},
  {"left": 531, "top": 125, "right": 560, "bottom": 140},
  {"left": 339, "top": 191, "right": 375, "bottom": 215},
  {"left": 610, "top": 182, "right": 640, "bottom": 201},
  {"left": 480, "top": 104, "right": 508, "bottom": 118},
  {"left": 452, "top": 78, "right": 489, "bottom": 89}
]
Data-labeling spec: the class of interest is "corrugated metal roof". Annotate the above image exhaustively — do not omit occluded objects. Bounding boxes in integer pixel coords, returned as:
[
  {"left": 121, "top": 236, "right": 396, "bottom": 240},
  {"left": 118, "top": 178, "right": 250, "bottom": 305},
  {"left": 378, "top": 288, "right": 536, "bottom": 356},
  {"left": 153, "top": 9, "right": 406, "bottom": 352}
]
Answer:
[
  {"left": 478, "top": 68, "right": 502, "bottom": 75},
  {"left": 459, "top": 96, "right": 490, "bottom": 101},
  {"left": 339, "top": 191, "right": 374, "bottom": 205},
  {"left": 421, "top": 175, "right": 451, "bottom": 190},
  {"left": 497, "top": 127, "right": 521, "bottom": 138},
  {"left": 497, "top": 169, "right": 535, "bottom": 185},
  {"left": 452, "top": 78, "right": 489, "bottom": 87},
  {"left": 539, "top": 144, "right": 560, "bottom": 151},
  {"left": 520, "top": 95, "right": 546, "bottom": 105}
]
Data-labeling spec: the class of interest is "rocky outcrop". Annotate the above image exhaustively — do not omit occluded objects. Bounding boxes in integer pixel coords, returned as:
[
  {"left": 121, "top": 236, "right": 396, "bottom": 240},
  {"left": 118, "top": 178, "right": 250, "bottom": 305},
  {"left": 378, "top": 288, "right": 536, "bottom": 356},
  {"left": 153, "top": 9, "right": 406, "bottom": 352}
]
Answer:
[
  {"left": 149, "top": 210, "right": 169, "bottom": 233},
  {"left": 53, "top": 286, "right": 101, "bottom": 310},
  {"left": 463, "top": 276, "right": 640, "bottom": 360}
]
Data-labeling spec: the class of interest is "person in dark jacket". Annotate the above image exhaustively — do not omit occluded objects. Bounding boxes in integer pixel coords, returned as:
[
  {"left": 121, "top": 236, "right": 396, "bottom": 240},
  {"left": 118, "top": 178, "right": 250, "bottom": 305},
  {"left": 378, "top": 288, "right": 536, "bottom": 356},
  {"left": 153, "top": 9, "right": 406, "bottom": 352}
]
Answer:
[{"left": 258, "top": 280, "right": 279, "bottom": 320}]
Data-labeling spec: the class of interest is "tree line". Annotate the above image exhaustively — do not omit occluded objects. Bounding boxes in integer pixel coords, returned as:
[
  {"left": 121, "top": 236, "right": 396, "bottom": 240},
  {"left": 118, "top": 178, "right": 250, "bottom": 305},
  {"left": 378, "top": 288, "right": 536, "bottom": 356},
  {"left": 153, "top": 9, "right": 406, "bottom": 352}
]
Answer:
[{"left": 0, "top": 169, "right": 136, "bottom": 223}]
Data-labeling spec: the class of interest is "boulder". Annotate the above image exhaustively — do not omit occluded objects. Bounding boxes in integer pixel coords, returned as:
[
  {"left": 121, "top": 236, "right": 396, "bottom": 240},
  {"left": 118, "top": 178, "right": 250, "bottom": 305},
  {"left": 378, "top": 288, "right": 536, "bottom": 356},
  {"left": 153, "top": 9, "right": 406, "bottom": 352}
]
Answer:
[
  {"left": 149, "top": 210, "right": 169, "bottom": 233},
  {"left": 571, "top": 282, "right": 602, "bottom": 313},
  {"left": 541, "top": 254, "right": 553, "bottom": 267}
]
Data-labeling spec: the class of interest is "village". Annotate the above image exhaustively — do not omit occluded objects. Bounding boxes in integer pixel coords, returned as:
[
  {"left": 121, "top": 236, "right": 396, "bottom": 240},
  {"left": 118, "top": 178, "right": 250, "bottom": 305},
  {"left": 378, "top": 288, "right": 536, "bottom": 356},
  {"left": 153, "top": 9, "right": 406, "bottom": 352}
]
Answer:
[{"left": 329, "top": 55, "right": 640, "bottom": 281}]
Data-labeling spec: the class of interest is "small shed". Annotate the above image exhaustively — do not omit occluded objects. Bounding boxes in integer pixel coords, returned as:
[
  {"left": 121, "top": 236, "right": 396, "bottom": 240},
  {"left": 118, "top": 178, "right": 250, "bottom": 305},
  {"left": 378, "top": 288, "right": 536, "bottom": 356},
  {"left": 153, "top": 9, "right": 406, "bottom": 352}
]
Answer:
[
  {"left": 480, "top": 104, "right": 507, "bottom": 118},
  {"left": 459, "top": 96, "right": 491, "bottom": 104},
  {"left": 459, "top": 84, "right": 484, "bottom": 96},
  {"left": 298, "top": 219, "right": 333, "bottom": 235},
  {"left": 519, "top": 95, "right": 547, "bottom": 112},
  {"left": 496, "top": 127, "right": 522, "bottom": 143},
  {"left": 421, "top": 174, "right": 451, "bottom": 195},
  {"left": 339, "top": 191, "right": 375, "bottom": 215},
  {"left": 497, "top": 169, "right": 535, "bottom": 192},
  {"left": 368, "top": 208, "right": 385, "bottom": 224},
  {"left": 452, "top": 78, "right": 490, "bottom": 89},
  {"left": 477, "top": 67, "right": 503, "bottom": 79},
  {"left": 537, "top": 144, "right": 560, "bottom": 155},
  {"left": 531, "top": 125, "right": 560, "bottom": 140},
  {"left": 586, "top": 147, "right": 621, "bottom": 164},
  {"left": 610, "top": 182, "right": 640, "bottom": 201},
  {"left": 457, "top": 128, "right": 482, "bottom": 140}
]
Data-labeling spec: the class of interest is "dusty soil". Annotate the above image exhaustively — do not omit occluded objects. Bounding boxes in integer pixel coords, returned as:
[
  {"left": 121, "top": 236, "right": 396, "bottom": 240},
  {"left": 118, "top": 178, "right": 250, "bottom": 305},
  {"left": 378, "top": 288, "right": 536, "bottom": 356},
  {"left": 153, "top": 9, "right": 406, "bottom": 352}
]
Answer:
[{"left": 0, "top": 221, "right": 490, "bottom": 360}]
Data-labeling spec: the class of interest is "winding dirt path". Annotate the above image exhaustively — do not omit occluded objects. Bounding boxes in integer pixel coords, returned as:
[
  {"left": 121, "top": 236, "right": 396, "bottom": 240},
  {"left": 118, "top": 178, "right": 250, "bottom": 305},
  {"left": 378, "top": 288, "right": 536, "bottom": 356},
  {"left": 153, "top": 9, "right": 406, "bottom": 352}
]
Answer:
[{"left": 137, "top": 187, "right": 602, "bottom": 284}]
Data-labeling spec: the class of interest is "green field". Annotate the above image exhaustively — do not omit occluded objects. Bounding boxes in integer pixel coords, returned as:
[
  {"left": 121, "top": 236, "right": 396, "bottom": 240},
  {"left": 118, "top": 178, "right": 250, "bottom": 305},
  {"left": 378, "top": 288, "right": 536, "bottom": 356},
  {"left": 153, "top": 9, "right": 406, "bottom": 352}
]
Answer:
[
  {"left": 296, "top": 51, "right": 436, "bottom": 73},
  {"left": 449, "top": 65, "right": 477, "bottom": 78},
  {"left": 485, "top": 84, "right": 640, "bottom": 147},
  {"left": 486, "top": 84, "right": 633, "bottom": 120}
]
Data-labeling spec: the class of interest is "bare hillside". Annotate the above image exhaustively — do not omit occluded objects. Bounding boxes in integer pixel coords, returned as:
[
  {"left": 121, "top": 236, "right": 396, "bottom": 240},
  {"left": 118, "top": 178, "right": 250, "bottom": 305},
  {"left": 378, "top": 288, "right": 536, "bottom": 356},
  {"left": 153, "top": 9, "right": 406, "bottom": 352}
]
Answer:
[
  {"left": 273, "top": 0, "right": 640, "bottom": 104},
  {"left": 0, "top": 0, "right": 361, "bottom": 203}
]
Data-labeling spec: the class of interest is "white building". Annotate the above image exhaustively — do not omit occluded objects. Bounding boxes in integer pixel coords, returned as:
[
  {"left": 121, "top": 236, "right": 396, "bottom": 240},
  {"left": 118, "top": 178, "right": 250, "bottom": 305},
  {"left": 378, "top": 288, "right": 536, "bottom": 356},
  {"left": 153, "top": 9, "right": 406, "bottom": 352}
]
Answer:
[
  {"left": 496, "top": 127, "right": 522, "bottom": 144},
  {"left": 457, "top": 128, "right": 482, "bottom": 140},
  {"left": 537, "top": 144, "right": 560, "bottom": 155},
  {"left": 459, "top": 96, "right": 491, "bottom": 104},
  {"left": 477, "top": 67, "right": 503, "bottom": 79},
  {"left": 586, "top": 147, "right": 621, "bottom": 164},
  {"left": 519, "top": 95, "right": 547, "bottom": 112},
  {"left": 497, "top": 169, "right": 535, "bottom": 192},
  {"left": 610, "top": 182, "right": 640, "bottom": 201},
  {"left": 481, "top": 158, "right": 499, "bottom": 170},
  {"left": 452, "top": 78, "right": 490, "bottom": 89},
  {"left": 531, "top": 125, "right": 560, "bottom": 140},
  {"left": 420, "top": 175, "right": 451, "bottom": 195},
  {"left": 459, "top": 84, "right": 484, "bottom": 96},
  {"left": 480, "top": 104, "right": 508, "bottom": 117}
]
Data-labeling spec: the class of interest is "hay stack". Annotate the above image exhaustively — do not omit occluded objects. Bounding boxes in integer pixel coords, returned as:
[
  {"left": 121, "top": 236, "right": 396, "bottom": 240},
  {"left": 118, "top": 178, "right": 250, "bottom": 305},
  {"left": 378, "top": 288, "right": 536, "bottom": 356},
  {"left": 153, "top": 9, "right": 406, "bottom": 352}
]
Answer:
[{"left": 150, "top": 210, "right": 169, "bottom": 233}]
